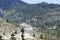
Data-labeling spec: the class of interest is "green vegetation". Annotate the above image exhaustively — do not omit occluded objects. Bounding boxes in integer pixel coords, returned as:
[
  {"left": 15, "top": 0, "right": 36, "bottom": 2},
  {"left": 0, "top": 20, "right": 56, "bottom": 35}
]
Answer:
[
  {"left": 0, "top": 0, "right": 60, "bottom": 40},
  {"left": 21, "top": 28, "right": 25, "bottom": 40},
  {"left": 0, "top": 35, "right": 3, "bottom": 40},
  {"left": 2, "top": 2, "right": 60, "bottom": 29},
  {"left": 11, "top": 33, "right": 16, "bottom": 40}
]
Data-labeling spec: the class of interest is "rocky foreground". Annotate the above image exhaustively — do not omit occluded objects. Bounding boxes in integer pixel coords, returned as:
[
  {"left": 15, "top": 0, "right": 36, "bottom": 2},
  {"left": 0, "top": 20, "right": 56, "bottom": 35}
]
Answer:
[{"left": 0, "top": 17, "right": 40, "bottom": 40}]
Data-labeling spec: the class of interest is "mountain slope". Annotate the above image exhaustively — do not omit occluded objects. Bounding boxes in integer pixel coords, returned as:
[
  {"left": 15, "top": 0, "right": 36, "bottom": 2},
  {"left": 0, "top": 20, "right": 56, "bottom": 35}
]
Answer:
[
  {"left": 4, "top": 3, "right": 60, "bottom": 28},
  {"left": 0, "top": 0, "right": 60, "bottom": 39},
  {"left": 0, "top": 0, "right": 27, "bottom": 9},
  {"left": 0, "top": 0, "right": 60, "bottom": 29},
  {"left": 0, "top": 17, "right": 39, "bottom": 40}
]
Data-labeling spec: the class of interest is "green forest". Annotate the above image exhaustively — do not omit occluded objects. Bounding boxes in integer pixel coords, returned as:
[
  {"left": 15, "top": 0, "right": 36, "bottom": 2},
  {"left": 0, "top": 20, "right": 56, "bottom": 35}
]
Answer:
[{"left": 0, "top": 0, "right": 60, "bottom": 40}]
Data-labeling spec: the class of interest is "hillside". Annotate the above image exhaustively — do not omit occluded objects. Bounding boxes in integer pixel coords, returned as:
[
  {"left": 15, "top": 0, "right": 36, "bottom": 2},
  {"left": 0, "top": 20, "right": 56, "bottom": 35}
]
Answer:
[
  {"left": 0, "top": 0, "right": 60, "bottom": 40},
  {"left": 0, "top": 0, "right": 60, "bottom": 29},
  {"left": 4, "top": 3, "right": 60, "bottom": 28},
  {"left": 0, "top": 17, "right": 39, "bottom": 40},
  {"left": 0, "top": 0, "right": 27, "bottom": 9},
  {"left": 0, "top": 17, "right": 17, "bottom": 34}
]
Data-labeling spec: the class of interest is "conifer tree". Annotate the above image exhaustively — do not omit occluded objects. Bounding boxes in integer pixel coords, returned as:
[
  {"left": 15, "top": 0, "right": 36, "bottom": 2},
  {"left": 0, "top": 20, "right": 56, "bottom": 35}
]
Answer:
[
  {"left": 11, "top": 33, "right": 16, "bottom": 40},
  {"left": 21, "top": 28, "right": 25, "bottom": 40},
  {"left": 0, "top": 35, "right": 3, "bottom": 40}
]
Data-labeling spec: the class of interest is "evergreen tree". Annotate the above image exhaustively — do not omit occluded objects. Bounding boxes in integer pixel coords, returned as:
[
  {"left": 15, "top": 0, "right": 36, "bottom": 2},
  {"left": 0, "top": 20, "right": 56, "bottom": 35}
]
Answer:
[
  {"left": 14, "top": 30, "right": 17, "bottom": 34},
  {"left": 0, "top": 35, "right": 3, "bottom": 40},
  {"left": 6, "top": 19, "right": 9, "bottom": 22},
  {"left": 11, "top": 33, "right": 16, "bottom": 40},
  {"left": 21, "top": 28, "right": 25, "bottom": 40},
  {"left": 40, "top": 34, "right": 43, "bottom": 39},
  {"left": 33, "top": 33, "right": 35, "bottom": 37}
]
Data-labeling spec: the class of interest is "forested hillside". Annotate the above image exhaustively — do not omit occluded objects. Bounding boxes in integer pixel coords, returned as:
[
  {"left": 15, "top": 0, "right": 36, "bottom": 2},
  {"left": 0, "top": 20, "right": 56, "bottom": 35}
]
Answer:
[{"left": 0, "top": 0, "right": 60, "bottom": 40}]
